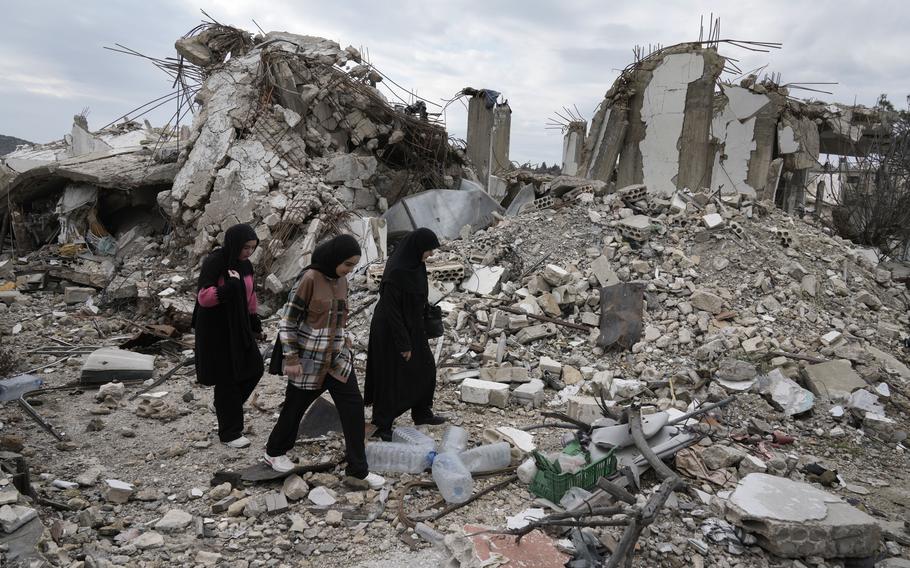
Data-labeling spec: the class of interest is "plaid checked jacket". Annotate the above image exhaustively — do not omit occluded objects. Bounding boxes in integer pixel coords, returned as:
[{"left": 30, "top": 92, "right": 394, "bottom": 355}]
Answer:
[{"left": 278, "top": 269, "right": 353, "bottom": 390}]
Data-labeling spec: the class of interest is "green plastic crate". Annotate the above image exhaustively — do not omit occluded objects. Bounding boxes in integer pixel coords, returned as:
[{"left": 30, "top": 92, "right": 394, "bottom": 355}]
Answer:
[{"left": 529, "top": 449, "right": 617, "bottom": 503}]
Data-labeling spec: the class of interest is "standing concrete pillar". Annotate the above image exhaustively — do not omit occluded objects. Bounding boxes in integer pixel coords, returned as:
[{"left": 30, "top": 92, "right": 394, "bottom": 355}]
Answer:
[
  {"left": 465, "top": 89, "right": 510, "bottom": 189},
  {"left": 561, "top": 121, "right": 587, "bottom": 176},
  {"left": 491, "top": 103, "right": 512, "bottom": 176},
  {"left": 466, "top": 92, "right": 495, "bottom": 188}
]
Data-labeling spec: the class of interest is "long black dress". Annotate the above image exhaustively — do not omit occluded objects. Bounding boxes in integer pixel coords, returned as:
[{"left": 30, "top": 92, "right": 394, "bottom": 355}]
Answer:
[
  {"left": 192, "top": 224, "right": 264, "bottom": 442},
  {"left": 364, "top": 228, "right": 440, "bottom": 430}
]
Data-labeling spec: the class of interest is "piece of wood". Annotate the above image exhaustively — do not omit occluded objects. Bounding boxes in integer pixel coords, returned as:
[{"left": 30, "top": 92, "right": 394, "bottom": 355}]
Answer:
[{"left": 595, "top": 478, "right": 636, "bottom": 505}]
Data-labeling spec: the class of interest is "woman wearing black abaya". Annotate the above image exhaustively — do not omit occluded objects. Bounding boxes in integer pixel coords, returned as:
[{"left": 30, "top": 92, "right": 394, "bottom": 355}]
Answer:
[
  {"left": 193, "top": 223, "right": 265, "bottom": 448},
  {"left": 365, "top": 227, "right": 443, "bottom": 441}
]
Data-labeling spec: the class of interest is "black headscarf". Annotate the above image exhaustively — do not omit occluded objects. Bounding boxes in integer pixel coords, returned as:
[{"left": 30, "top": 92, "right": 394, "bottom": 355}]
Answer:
[
  {"left": 196, "top": 224, "right": 260, "bottom": 356},
  {"left": 381, "top": 227, "right": 440, "bottom": 295},
  {"left": 306, "top": 234, "right": 362, "bottom": 279},
  {"left": 222, "top": 224, "right": 259, "bottom": 275}
]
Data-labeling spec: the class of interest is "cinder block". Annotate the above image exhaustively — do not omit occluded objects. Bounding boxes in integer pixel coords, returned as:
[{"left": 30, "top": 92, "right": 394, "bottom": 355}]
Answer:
[
  {"left": 461, "top": 378, "right": 511, "bottom": 408},
  {"left": 512, "top": 380, "right": 545, "bottom": 407}
]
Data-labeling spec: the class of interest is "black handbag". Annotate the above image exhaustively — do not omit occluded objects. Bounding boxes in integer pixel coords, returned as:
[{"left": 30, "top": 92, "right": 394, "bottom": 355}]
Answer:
[{"left": 423, "top": 303, "right": 444, "bottom": 338}]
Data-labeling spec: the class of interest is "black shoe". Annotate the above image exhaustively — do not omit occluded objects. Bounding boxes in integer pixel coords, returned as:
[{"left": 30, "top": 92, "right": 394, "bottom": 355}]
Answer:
[
  {"left": 372, "top": 428, "right": 393, "bottom": 441},
  {"left": 413, "top": 414, "right": 446, "bottom": 426}
]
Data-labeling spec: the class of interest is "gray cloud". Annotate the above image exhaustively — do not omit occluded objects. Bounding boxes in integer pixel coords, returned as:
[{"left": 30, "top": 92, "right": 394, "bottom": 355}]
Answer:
[{"left": 2, "top": 0, "right": 908, "bottom": 164}]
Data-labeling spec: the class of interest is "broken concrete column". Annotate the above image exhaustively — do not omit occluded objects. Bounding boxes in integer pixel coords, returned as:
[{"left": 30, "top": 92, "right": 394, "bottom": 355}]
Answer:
[
  {"left": 677, "top": 48, "right": 725, "bottom": 195},
  {"left": 491, "top": 102, "right": 511, "bottom": 176},
  {"left": 561, "top": 121, "right": 587, "bottom": 176},
  {"left": 580, "top": 99, "right": 629, "bottom": 182},
  {"left": 746, "top": 92, "right": 785, "bottom": 197},
  {"left": 465, "top": 89, "right": 499, "bottom": 189}
]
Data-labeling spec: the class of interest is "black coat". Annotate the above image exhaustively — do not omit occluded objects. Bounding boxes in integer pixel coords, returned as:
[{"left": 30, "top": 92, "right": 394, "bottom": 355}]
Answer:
[
  {"left": 192, "top": 275, "right": 264, "bottom": 386},
  {"left": 192, "top": 224, "right": 264, "bottom": 386},
  {"left": 364, "top": 281, "right": 436, "bottom": 417}
]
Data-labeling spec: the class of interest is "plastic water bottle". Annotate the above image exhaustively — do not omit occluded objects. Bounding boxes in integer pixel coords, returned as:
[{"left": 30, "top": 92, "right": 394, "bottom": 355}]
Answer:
[
  {"left": 365, "top": 442, "right": 434, "bottom": 473},
  {"left": 516, "top": 457, "right": 538, "bottom": 484},
  {"left": 392, "top": 426, "right": 436, "bottom": 449},
  {"left": 459, "top": 442, "right": 512, "bottom": 473},
  {"left": 0, "top": 375, "right": 43, "bottom": 402},
  {"left": 439, "top": 425, "right": 469, "bottom": 453},
  {"left": 432, "top": 452, "right": 473, "bottom": 504}
]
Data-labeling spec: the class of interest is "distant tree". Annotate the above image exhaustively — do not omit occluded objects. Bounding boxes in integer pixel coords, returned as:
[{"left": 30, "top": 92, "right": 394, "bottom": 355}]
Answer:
[{"left": 876, "top": 93, "right": 896, "bottom": 112}]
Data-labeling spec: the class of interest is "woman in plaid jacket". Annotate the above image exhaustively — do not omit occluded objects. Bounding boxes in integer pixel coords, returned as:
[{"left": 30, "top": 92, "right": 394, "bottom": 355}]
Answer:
[{"left": 263, "top": 234, "right": 385, "bottom": 490}]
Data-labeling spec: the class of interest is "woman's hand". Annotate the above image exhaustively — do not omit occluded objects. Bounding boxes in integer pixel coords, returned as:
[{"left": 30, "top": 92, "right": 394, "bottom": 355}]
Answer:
[
  {"left": 285, "top": 363, "right": 303, "bottom": 379},
  {"left": 401, "top": 351, "right": 412, "bottom": 361},
  {"left": 228, "top": 269, "right": 240, "bottom": 279}
]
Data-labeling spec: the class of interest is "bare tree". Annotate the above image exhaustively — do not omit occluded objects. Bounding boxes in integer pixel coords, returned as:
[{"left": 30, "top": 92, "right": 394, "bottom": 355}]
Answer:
[{"left": 828, "top": 99, "right": 910, "bottom": 261}]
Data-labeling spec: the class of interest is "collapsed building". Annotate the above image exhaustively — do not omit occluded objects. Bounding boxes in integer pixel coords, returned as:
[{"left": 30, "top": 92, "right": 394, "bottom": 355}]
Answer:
[{"left": 570, "top": 42, "right": 892, "bottom": 213}]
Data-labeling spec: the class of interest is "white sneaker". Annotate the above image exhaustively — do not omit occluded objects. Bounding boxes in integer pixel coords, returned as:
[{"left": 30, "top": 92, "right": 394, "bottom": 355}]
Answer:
[
  {"left": 223, "top": 436, "right": 251, "bottom": 448},
  {"left": 263, "top": 453, "right": 295, "bottom": 473},
  {"left": 364, "top": 472, "right": 385, "bottom": 490}
]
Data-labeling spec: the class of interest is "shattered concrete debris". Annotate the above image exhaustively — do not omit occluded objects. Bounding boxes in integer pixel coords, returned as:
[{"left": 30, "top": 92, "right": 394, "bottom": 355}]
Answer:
[{"left": 727, "top": 473, "right": 881, "bottom": 558}]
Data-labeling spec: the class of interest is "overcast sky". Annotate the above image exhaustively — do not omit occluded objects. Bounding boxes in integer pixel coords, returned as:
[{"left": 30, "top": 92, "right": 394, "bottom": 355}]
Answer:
[{"left": 2, "top": 0, "right": 908, "bottom": 164}]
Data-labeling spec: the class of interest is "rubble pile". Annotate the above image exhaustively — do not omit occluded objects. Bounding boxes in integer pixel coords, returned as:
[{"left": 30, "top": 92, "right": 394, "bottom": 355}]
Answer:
[
  {"left": 161, "top": 25, "right": 462, "bottom": 278},
  {"left": 2, "top": 179, "right": 909, "bottom": 567}
]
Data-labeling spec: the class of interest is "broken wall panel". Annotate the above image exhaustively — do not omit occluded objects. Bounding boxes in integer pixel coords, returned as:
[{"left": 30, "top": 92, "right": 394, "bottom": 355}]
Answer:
[
  {"left": 709, "top": 86, "right": 772, "bottom": 197},
  {"left": 745, "top": 92, "right": 785, "bottom": 197},
  {"left": 677, "top": 49, "right": 725, "bottom": 193}
]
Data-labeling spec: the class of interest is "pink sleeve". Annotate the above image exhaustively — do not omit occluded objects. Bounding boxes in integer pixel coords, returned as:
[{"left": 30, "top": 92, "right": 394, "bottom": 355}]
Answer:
[
  {"left": 245, "top": 274, "right": 258, "bottom": 314},
  {"left": 197, "top": 287, "right": 220, "bottom": 307}
]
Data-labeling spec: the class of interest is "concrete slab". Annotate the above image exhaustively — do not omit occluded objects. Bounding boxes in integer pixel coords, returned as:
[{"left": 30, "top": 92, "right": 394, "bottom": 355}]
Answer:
[
  {"left": 802, "top": 359, "right": 866, "bottom": 401},
  {"left": 461, "top": 265, "right": 505, "bottom": 295},
  {"left": 727, "top": 473, "right": 880, "bottom": 558},
  {"left": 382, "top": 189, "right": 504, "bottom": 240}
]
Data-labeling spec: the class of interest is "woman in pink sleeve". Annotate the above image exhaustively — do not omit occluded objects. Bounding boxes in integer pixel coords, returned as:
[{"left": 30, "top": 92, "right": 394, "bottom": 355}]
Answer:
[{"left": 192, "top": 223, "right": 265, "bottom": 448}]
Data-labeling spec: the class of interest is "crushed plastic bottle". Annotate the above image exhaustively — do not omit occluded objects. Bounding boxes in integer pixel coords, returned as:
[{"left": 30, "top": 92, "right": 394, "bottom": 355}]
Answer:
[
  {"left": 431, "top": 451, "right": 473, "bottom": 504},
  {"left": 0, "top": 375, "right": 42, "bottom": 402},
  {"left": 391, "top": 426, "right": 436, "bottom": 449},
  {"left": 365, "top": 442, "right": 435, "bottom": 473},
  {"left": 439, "top": 425, "right": 469, "bottom": 453},
  {"left": 459, "top": 442, "right": 511, "bottom": 473}
]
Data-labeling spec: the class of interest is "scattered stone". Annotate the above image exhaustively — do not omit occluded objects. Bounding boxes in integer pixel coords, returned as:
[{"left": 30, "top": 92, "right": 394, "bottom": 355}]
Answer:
[
  {"left": 307, "top": 486, "right": 337, "bottom": 507},
  {"left": 689, "top": 290, "right": 724, "bottom": 314},
  {"left": 101, "top": 479, "right": 134, "bottom": 504},
  {"left": 282, "top": 474, "right": 309, "bottom": 501},
  {"left": 461, "top": 378, "right": 510, "bottom": 408},
  {"left": 133, "top": 531, "right": 164, "bottom": 550},
  {"left": 702, "top": 444, "right": 746, "bottom": 470},
  {"left": 0, "top": 504, "right": 38, "bottom": 533},
  {"left": 154, "top": 508, "right": 193, "bottom": 532}
]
